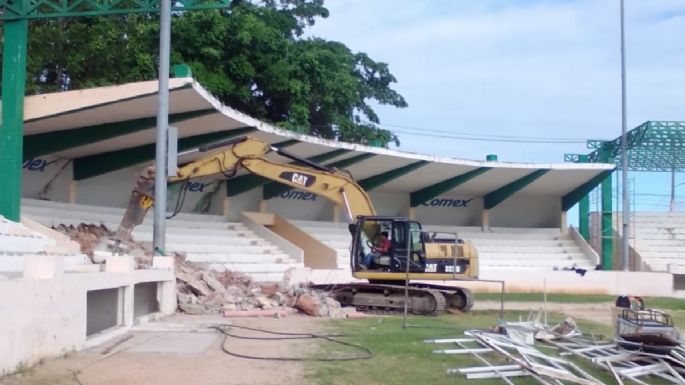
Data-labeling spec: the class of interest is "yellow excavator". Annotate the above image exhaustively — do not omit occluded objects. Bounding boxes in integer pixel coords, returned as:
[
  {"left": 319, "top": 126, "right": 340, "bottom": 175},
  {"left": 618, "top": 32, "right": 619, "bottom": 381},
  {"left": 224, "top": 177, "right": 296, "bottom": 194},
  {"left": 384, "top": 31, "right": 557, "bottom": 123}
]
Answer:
[{"left": 114, "top": 136, "right": 478, "bottom": 315}]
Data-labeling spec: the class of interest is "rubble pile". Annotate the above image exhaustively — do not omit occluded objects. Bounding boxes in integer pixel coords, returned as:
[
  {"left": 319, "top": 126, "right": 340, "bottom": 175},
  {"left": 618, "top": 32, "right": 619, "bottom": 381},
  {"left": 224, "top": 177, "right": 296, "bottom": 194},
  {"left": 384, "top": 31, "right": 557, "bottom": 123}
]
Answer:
[
  {"left": 52, "top": 223, "right": 153, "bottom": 267},
  {"left": 174, "top": 254, "right": 349, "bottom": 317},
  {"left": 52, "top": 223, "right": 348, "bottom": 317}
]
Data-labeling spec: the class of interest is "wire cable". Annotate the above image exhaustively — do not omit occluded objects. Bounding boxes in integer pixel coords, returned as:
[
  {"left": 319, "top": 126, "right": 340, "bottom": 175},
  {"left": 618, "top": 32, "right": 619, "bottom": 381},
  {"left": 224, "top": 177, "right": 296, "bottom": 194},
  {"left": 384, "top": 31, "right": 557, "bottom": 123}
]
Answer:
[
  {"left": 167, "top": 179, "right": 189, "bottom": 219},
  {"left": 211, "top": 324, "right": 373, "bottom": 362}
]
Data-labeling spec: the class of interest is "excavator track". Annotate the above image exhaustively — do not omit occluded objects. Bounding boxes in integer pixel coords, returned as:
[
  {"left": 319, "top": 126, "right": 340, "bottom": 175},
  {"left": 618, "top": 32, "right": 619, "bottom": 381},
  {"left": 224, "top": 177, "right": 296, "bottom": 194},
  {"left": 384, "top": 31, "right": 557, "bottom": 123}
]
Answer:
[
  {"left": 310, "top": 283, "right": 471, "bottom": 316},
  {"left": 408, "top": 283, "right": 474, "bottom": 313}
]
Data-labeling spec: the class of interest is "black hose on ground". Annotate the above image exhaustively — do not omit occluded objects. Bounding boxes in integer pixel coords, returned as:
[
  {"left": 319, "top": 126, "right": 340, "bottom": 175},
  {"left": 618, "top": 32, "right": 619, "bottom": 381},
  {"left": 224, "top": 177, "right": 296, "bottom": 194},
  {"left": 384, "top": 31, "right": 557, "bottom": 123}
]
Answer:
[{"left": 211, "top": 324, "right": 374, "bottom": 362}]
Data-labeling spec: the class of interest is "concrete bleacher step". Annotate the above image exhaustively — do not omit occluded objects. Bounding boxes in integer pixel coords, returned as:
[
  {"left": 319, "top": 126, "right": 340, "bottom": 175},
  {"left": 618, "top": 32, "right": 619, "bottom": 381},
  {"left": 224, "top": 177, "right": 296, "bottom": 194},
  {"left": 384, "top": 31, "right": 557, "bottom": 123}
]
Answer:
[
  {"left": 21, "top": 199, "right": 301, "bottom": 282},
  {"left": 640, "top": 251, "right": 683, "bottom": 258},
  {"left": 185, "top": 253, "right": 292, "bottom": 264},
  {"left": 1, "top": 213, "right": 91, "bottom": 272},
  {"left": 476, "top": 245, "right": 584, "bottom": 254},
  {"left": 479, "top": 252, "right": 588, "bottom": 261},
  {"left": 635, "top": 239, "right": 685, "bottom": 246},
  {"left": 134, "top": 227, "right": 251, "bottom": 238},
  {"left": 167, "top": 242, "right": 281, "bottom": 254},
  {"left": 134, "top": 231, "right": 261, "bottom": 245},
  {"left": 483, "top": 265, "right": 595, "bottom": 271},
  {"left": 636, "top": 245, "right": 685, "bottom": 253},
  {"left": 209, "top": 262, "right": 301, "bottom": 274},
  {"left": 1, "top": 233, "right": 56, "bottom": 253},
  {"left": 617, "top": 212, "right": 685, "bottom": 272},
  {"left": 469, "top": 239, "right": 578, "bottom": 247}
]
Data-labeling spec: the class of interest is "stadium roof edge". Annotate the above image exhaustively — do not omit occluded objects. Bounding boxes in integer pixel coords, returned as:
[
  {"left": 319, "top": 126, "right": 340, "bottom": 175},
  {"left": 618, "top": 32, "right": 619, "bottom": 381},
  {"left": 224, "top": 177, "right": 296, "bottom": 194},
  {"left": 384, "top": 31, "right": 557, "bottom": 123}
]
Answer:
[
  {"left": 189, "top": 80, "right": 614, "bottom": 172},
  {"left": 21, "top": 77, "right": 615, "bottom": 205}
]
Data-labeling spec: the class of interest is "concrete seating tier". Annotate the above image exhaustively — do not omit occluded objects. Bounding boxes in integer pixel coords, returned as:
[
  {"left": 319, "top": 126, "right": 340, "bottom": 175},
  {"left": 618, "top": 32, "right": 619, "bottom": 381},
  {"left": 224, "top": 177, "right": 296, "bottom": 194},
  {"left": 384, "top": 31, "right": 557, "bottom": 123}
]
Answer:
[
  {"left": 424, "top": 225, "right": 596, "bottom": 271},
  {"left": 0, "top": 215, "right": 89, "bottom": 272},
  {"left": 288, "top": 221, "right": 596, "bottom": 271},
  {"left": 629, "top": 212, "right": 685, "bottom": 272},
  {"left": 21, "top": 199, "right": 301, "bottom": 281}
]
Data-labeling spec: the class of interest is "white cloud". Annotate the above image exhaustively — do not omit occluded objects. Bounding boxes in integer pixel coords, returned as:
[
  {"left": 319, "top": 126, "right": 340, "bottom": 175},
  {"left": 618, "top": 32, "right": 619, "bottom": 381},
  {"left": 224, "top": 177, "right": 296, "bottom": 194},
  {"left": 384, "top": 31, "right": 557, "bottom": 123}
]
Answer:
[{"left": 307, "top": 0, "right": 685, "bottom": 162}]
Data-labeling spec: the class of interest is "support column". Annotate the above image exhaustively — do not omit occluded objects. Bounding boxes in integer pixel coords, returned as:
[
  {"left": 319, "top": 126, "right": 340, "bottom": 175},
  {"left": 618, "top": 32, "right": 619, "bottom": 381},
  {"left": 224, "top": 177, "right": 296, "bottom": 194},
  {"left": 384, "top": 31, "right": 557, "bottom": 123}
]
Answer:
[
  {"left": 670, "top": 168, "right": 676, "bottom": 212},
  {"left": 481, "top": 209, "right": 490, "bottom": 231},
  {"left": 579, "top": 195, "right": 590, "bottom": 240},
  {"left": 578, "top": 154, "right": 590, "bottom": 241},
  {"left": 599, "top": 147, "right": 614, "bottom": 270},
  {"left": 223, "top": 197, "right": 230, "bottom": 217},
  {"left": 0, "top": 20, "right": 29, "bottom": 222},
  {"left": 68, "top": 181, "right": 78, "bottom": 204},
  {"left": 560, "top": 211, "right": 567, "bottom": 234},
  {"left": 332, "top": 204, "right": 341, "bottom": 223}
]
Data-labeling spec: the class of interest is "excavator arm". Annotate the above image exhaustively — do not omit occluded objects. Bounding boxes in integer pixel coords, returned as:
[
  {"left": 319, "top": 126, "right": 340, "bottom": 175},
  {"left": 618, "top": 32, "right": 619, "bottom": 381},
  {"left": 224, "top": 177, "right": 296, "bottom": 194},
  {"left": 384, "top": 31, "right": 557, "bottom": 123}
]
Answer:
[{"left": 113, "top": 136, "right": 375, "bottom": 242}]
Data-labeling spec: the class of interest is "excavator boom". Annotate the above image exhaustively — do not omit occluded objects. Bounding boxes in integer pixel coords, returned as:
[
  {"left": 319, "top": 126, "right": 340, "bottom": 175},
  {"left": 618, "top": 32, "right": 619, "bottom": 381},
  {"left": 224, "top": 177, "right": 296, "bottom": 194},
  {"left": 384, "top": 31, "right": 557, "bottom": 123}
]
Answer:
[{"left": 114, "top": 136, "right": 374, "bottom": 242}]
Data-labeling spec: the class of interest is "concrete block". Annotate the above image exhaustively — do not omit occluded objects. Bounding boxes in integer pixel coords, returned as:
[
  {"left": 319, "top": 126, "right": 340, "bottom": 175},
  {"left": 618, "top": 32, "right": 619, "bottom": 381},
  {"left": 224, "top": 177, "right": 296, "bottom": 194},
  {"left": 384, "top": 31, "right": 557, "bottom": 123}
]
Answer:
[
  {"left": 23, "top": 254, "right": 65, "bottom": 279},
  {"left": 152, "top": 256, "right": 175, "bottom": 271},
  {"left": 105, "top": 255, "right": 135, "bottom": 273}
]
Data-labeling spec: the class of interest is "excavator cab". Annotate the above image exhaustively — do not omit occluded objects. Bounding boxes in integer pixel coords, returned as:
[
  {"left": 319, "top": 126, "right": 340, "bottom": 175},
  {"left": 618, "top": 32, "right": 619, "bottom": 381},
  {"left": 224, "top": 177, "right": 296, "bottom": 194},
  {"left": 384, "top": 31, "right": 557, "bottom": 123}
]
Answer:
[{"left": 350, "top": 216, "right": 427, "bottom": 273}]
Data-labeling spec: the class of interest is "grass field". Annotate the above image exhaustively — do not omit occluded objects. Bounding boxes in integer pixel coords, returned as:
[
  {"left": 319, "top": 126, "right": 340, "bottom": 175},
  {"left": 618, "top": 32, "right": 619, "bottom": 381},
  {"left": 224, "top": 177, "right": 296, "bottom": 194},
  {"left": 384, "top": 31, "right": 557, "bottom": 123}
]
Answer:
[
  {"left": 304, "top": 292, "right": 685, "bottom": 384},
  {"left": 307, "top": 311, "right": 656, "bottom": 385},
  {"left": 475, "top": 292, "right": 685, "bottom": 310}
]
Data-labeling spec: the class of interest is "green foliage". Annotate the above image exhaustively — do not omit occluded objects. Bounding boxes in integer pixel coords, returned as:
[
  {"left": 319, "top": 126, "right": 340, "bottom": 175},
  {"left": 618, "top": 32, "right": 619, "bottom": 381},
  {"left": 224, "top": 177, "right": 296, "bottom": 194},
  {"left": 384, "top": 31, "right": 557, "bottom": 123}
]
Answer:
[{"left": 9, "top": 0, "right": 405, "bottom": 147}]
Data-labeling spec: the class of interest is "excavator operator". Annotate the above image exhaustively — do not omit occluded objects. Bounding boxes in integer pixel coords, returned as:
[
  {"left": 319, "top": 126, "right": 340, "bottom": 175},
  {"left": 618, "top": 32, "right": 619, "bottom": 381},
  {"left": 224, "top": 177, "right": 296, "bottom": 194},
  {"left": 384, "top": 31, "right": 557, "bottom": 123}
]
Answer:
[{"left": 362, "top": 231, "right": 391, "bottom": 269}]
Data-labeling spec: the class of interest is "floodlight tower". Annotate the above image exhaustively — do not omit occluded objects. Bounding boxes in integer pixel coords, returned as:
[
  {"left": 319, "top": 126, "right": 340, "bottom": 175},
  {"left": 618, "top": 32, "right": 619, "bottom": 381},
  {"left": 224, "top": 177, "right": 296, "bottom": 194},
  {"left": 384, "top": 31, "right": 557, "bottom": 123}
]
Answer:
[{"left": 619, "top": 0, "right": 630, "bottom": 271}]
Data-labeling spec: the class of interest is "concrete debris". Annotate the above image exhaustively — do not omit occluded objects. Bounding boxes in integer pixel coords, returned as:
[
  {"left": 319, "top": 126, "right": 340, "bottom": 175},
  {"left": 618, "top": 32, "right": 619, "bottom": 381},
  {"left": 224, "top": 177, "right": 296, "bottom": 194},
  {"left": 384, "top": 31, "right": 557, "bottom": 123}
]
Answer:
[
  {"left": 202, "top": 272, "right": 226, "bottom": 293},
  {"left": 178, "top": 302, "right": 205, "bottom": 315},
  {"left": 294, "top": 294, "right": 318, "bottom": 316},
  {"left": 173, "top": 254, "right": 344, "bottom": 317},
  {"left": 51, "top": 221, "right": 347, "bottom": 318},
  {"left": 52, "top": 223, "right": 153, "bottom": 268}
]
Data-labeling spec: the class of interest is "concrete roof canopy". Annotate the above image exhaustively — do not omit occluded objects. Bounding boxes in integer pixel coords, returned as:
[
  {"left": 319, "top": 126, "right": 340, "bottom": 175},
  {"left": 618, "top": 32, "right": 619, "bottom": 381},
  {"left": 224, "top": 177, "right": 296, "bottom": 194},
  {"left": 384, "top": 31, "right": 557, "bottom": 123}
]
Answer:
[{"left": 22, "top": 77, "right": 614, "bottom": 209}]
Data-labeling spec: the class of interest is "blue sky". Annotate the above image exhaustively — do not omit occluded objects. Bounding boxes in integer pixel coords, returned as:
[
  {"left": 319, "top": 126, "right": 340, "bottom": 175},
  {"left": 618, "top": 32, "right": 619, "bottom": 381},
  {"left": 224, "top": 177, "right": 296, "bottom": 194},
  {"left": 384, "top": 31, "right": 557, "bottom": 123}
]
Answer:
[{"left": 308, "top": 0, "right": 685, "bottom": 212}]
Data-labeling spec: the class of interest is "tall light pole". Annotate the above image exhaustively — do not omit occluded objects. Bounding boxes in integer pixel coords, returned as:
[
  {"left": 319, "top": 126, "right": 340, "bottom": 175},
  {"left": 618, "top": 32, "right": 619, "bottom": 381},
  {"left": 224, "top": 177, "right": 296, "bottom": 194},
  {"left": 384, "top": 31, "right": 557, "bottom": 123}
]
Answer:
[
  {"left": 620, "top": 0, "right": 630, "bottom": 271},
  {"left": 153, "top": 0, "right": 172, "bottom": 255}
]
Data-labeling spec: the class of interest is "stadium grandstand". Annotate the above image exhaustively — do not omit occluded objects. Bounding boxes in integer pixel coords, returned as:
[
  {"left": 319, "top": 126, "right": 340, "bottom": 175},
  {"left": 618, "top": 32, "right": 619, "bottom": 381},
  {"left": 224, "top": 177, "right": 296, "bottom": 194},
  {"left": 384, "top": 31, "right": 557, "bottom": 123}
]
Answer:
[
  {"left": 4, "top": 74, "right": 618, "bottom": 280},
  {"left": 2, "top": 75, "right": 683, "bottom": 373},
  {"left": 567, "top": 121, "right": 685, "bottom": 276}
]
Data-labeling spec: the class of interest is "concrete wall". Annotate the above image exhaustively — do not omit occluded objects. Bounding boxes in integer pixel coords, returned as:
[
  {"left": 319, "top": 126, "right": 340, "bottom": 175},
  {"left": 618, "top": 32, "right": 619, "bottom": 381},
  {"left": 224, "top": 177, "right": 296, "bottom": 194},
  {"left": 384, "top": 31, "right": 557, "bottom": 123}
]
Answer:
[
  {"left": 226, "top": 189, "right": 262, "bottom": 220},
  {"left": 490, "top": 195, "right": 560, "bottom": 228},
  {"left": 22, "top": 157, "right": 72, "bottom": 202},
  {"left": 76, "top": 165, "right": 226, "bottom": 215},
  {"left": 0, "top": 257, "right": 175, "bottom": 376},
  {"left": 265, "top": 188, "right": 334, "bottom": 221},
  {"left": 369, "top": 191, "right": 410, "bottom": 217},
  {"left": 414, "top": 195, "right": 482, "bottom": 226}
]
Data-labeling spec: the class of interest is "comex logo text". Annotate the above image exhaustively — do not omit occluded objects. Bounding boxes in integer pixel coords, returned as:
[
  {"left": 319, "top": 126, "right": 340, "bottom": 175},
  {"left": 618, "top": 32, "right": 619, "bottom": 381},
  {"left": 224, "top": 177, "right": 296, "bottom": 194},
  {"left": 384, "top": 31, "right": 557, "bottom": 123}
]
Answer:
[
  {"left": 278, "top": 190, "right": 317, "bottom": 201},
  {"left": 23, "top": 158, "right": 59, "bottom": 172},
  {"left": 422, "top": 198, "right": 473, "bottom": 208}
]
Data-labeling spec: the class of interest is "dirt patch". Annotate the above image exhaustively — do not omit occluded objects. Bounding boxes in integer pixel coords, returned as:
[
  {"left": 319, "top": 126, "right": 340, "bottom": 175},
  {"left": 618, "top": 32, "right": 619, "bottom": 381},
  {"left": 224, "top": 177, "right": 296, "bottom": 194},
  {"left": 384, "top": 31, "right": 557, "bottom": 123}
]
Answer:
[{"left": 0, "top": 314, "right": 326, "bottom": 385}]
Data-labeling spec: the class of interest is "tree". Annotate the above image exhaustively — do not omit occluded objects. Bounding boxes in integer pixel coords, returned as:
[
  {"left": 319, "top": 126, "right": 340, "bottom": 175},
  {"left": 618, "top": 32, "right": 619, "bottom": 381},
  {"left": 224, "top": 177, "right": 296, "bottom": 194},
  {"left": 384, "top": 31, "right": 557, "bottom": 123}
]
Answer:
[{"left": 10, "top": 0, "right": 407, "bottom": 147}]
